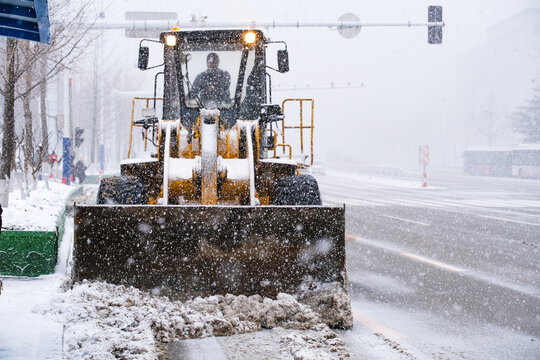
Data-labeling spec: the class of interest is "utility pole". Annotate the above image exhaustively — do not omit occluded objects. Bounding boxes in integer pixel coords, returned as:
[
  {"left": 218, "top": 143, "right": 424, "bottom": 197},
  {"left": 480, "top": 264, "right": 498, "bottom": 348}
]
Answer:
[
  {"left": 62, "top": 74, "right": 72, "bottom": 185},
  {"left": 98, "top": 59, "right": 105, "bottom": 180},
  {"left": 91, "top": 42, "right": 98, "bottom": 164},
  {"left": 98, "top": 2, "right": 105, "bottom": 179}
]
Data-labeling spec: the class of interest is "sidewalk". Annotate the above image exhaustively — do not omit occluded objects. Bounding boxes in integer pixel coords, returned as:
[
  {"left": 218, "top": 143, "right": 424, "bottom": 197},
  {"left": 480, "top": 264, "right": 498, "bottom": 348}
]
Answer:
[
  {"left": 0, "top": 276, "right": 65, "bottom": 359},
  {"left": 0, "top": 181, "right": 76, "bottom": 359}
]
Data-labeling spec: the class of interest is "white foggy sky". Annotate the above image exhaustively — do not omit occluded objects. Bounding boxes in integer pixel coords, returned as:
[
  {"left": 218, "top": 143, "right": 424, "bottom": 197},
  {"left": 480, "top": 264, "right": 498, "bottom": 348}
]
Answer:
[{"left": 96, "top": 0, "right": 537, "bottom": 168}]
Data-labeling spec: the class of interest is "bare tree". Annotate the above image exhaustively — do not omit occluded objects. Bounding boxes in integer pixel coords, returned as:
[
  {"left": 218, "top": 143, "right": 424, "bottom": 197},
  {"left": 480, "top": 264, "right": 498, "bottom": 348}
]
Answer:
[
  {"left": 20, "top": 41, "right": 35, "bottom": 178},
  {"left": 40, "top": 59, "right": 48, "bottom": 162},
  {"left": 1, "top": 38, "right": 17, "bottom": 182},
  {"left": 474, "top": 94, "right": 509, "bottom": 147},
  {"left": 0, "top": 0, "right": 98, "bottom": 184}
]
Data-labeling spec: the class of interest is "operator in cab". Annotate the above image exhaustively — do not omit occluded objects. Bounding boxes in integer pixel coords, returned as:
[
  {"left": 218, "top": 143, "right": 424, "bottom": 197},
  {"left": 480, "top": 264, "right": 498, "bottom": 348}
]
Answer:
[{"left": 190, "top": 52, "right": 231, "bottom": 108}]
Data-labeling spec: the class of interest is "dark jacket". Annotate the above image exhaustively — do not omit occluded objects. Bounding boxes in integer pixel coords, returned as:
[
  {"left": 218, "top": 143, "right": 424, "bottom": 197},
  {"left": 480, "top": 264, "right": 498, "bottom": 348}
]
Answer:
[
  {"left": 73, "top": 161, "right": 87, "bottom": 183},
  {"left": 191, "top": 69, "right": 231, "bottom": 106}
]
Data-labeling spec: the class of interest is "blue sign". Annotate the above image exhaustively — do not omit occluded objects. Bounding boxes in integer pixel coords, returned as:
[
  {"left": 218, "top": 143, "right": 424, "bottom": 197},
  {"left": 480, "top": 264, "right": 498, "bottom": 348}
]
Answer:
[
  {"left": 62, "top": 137, "right": 70, "bottom": 185},
  {"left": 0, "top": 0, "right": 51, "bottom": 44}
]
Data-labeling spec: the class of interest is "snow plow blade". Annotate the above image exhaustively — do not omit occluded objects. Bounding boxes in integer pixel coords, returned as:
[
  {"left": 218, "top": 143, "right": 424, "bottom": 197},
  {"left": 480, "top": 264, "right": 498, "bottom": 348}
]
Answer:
[{"left": 73, "top": 204, "right": 346, "bottom": 299}]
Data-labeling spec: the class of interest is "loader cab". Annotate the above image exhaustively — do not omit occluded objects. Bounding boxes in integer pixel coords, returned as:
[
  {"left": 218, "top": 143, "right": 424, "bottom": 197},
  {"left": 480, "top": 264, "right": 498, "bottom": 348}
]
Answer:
[{"left": 158, "top": 30, "right": 268, "bottom": 127}]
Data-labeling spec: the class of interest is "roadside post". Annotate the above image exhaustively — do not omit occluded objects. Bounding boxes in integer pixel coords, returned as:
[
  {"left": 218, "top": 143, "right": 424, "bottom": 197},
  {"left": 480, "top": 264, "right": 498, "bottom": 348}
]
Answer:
[
  {"left": 99, "top": 144, "right": 105, "bottom": 182},
  {"left": 419, "top": 145, "right": 430, "bottom": 187},
  {"left": 62, "top": 77, "right": 72, "bottom": 185}
]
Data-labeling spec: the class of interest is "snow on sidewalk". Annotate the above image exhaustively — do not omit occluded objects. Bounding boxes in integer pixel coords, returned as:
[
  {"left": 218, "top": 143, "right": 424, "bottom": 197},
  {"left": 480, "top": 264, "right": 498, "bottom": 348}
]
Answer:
[{"left": 0, "top": 275, "right": 65, "bottom": 359}]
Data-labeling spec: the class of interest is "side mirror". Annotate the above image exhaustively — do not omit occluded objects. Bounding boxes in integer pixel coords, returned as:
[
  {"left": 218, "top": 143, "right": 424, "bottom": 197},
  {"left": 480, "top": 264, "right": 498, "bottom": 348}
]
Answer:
[
  {"left": 277, "top": 50, "right": 289, "bottom": 73},
  {"left": 138, "top": 46, "right": 149, "bottom": 70}
]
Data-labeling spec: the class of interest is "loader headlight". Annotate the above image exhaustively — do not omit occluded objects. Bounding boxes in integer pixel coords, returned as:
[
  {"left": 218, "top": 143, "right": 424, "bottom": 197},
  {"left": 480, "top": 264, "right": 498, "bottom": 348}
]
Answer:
[
  {"left": 165, "top": 34, "right": 177, "bottom": 47},
  {"left": 243, "top": 31, "right": 257, "bottom": 45}
]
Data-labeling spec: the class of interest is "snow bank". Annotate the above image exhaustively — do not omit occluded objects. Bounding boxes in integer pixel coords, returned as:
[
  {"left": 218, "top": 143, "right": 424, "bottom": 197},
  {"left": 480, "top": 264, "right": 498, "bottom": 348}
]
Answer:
[
  {"left": 1, "top": 182, "right": 75, "bottom": 231},
  {"left": 44, "top": 280, "right": 350, "bottom": 359}
]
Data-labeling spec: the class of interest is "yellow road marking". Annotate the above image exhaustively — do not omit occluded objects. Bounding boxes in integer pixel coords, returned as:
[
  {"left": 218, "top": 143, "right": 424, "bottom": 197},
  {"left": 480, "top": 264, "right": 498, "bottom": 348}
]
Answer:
[
  {"left": 401, "top": 252, "right": 466, "bottom": 273},
  {"left": 352, "top": 309, "right": 405, "bottom": 339},
  {"left": 346, "top": 233, "right": 366, "bottom": 242}
]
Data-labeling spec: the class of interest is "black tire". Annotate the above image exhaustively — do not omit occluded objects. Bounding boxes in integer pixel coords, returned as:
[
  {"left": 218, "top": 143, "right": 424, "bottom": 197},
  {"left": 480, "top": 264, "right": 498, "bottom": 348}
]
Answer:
[
  {"left": 270, "top": 174, "right": 322, "bottom": 205},
  {"left": 96, "top": 176, "right": 147, "bottom": 205}
]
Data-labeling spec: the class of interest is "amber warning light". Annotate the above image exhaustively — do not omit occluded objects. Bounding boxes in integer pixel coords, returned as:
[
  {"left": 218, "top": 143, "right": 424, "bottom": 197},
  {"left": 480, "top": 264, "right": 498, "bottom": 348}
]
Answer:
[
  {"left": 243, "top": 31, "right": 257, "bottom": 44},
  {"left": 165, "top": 34, "right": 177, "bottom": 46}
]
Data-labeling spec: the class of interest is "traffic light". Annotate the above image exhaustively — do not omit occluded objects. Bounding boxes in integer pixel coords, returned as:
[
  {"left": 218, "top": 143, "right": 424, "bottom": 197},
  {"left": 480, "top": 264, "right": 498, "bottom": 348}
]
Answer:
[{"left": 75, "top": 127, "right": 84, "bottom": 148}]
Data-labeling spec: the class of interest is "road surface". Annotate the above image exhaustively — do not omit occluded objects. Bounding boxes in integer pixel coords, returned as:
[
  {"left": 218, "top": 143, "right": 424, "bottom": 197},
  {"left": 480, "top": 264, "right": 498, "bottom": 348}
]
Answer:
[{"left": 319, "top": 167, "right": 540, "bottom": 359}]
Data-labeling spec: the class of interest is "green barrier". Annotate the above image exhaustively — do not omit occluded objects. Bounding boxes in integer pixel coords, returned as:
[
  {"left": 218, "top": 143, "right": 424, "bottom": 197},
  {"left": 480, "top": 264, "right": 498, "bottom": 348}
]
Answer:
[
  {"left": 0, "top": 230, "right": 57, "bottom": 276},
  {"left": 0, "top": 185, "right": 83, "bottom": 277}
]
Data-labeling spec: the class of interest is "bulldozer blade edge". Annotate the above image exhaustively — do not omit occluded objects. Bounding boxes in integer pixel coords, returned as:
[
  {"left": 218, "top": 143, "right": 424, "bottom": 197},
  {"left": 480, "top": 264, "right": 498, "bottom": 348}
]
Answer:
[{"left": 73, "top": 204, "right": 346, "bottom": 299}]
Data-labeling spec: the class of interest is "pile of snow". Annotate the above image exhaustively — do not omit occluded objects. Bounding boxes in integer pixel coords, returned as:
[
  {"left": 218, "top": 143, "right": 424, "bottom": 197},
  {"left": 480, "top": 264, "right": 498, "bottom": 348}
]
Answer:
[
  {"left": 298, "top": 281, "right": 353, "bottom": 329},
  {"left": 280, "top": 324, "right": 349, "bottom": 359},
  {"left": 43, "top": 280, "right": 350, "bottom": 359},
  {"left": 2, "top": 181, "right": 75, "bottom": 231}
]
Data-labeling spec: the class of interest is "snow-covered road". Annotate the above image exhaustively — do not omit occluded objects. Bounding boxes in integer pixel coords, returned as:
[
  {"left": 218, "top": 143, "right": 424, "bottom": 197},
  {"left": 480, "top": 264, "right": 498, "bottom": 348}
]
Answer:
[{"left": 319, "top": 168, "right": 540, "bottom": 359}]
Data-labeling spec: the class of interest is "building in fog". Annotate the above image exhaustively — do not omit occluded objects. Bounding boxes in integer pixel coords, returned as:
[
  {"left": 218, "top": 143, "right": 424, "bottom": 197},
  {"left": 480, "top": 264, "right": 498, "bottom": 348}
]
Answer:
[{"left": 457, "top": 7, "right": 540, "bottom": 149}]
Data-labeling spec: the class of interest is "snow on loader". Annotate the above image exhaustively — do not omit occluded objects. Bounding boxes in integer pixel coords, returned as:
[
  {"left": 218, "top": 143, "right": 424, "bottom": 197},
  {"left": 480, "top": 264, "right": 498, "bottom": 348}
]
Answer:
[{"left": 73, "top": 29, "right": 351, "bottom": 328}]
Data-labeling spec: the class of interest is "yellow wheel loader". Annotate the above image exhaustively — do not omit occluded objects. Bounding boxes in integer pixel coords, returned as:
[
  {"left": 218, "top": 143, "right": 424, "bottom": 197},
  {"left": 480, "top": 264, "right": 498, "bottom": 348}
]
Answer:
[{"left": 73, "top": 29, "right": 351, "bottom": 328}]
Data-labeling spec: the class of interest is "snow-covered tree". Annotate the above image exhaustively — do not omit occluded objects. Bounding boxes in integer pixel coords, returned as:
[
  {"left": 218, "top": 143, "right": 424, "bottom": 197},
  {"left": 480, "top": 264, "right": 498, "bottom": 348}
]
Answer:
[{"left": 511, "top": 87, "right": 540, "bottom": 143}]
